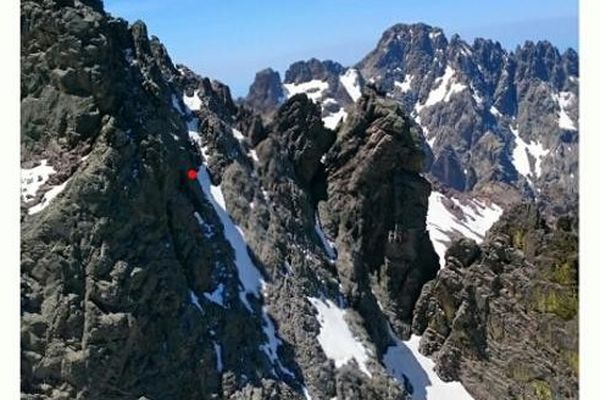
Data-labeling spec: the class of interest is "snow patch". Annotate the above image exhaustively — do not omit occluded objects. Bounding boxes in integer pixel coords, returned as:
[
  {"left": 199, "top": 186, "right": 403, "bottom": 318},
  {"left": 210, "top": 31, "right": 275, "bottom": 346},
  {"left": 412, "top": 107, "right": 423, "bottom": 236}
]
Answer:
[
  {"left": 232, "top": 128, "right": 245, "bottom": 142},
  {"left": 249, "top": 149, "right": 260, "bottom": 163},
  {"left": 283, "top": 80, "right": 329, "bottom": 103},
  {"left": 204, "top": 283, "right": 226, "bottom": 306},
  {"left": 322, "top": 108, "right": 347, "bottom": 130},
  {"left": 183, "top": 90, "right": 203, "bottom": 112},
  {"left": 307, "top": 297, "right": 371, "bottom": 377},
  {"left": 383, "top": 330, "right": 474, "bottom": 400},
  {"left": 21, "top": 160, "right": 55, "bottom": 202},
  {"left": 314, "top": 213, "right": 337, "bottom": 261},
  {"left": 418, "top": 66, "right": 466, "bottom": 110},
  {"left": 189, "top": 290, "right": 204, "bottom": 312},
  {"left": 213, "top": 341, "right": 223, "bottom": 372},
  {"left": 28, "top": 177, "right": 72, "bottom": 215},
  {"left": 259, "top": 306, "right": 296, "bottom": 377},
  {"left": 171, "top": 94, "right": 185, "bottom": 115},
  {"left": 471, "top": 86, "right": 483, "bottom": 105},
  {"left": 339, "top": 69, "right": 362, "bottom": 102},
  {"left": 510, "top": 125, "right": 549, "bottom": 179},
  {"left": 394, "top": 74, "right": 413, "bottom": 93},
  {"left": 490, "top": 106, "right": 503, "bottom": 118},
  {"left": 427, "top": 191, "right": 502, "bottom": 267}
]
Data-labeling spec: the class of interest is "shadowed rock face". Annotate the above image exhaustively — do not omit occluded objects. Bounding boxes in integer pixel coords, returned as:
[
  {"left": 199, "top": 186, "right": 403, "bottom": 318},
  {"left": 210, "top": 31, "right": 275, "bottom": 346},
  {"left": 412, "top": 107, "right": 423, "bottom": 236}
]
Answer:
[
  {"left": 245, "top": 68, "right": 285, "bottom": 120},
  {"left": 412, "top": 204, "right": 578, "bottom": 399}
]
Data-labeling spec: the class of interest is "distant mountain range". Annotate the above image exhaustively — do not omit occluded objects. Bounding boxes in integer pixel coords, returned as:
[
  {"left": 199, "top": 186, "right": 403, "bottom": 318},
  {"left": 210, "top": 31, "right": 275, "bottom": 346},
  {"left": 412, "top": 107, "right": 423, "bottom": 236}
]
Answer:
[{"left": 246, "top": 23, "right": 578, "bottom": 217}]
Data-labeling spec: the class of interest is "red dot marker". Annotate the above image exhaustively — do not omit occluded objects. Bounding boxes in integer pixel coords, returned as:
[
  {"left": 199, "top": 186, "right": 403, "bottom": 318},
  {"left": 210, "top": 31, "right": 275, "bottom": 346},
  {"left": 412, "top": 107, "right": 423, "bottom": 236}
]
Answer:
[{"left": 186, "top": 168, "right": 198, "bottom": 180}]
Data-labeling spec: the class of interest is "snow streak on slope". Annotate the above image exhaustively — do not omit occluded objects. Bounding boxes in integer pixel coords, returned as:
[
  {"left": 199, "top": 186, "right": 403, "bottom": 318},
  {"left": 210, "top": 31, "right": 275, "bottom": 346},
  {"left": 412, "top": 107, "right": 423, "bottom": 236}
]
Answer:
[
  {"left": 198, "top": 165, "right": 295, "bottom": 379},
  {"left": 21, "top": 160, "right": 55, "bottom": 202},
  {"left": 383, "top": 330, "right": 474, "bottom": 400},
  {"left": 339, "top": 69, "right": 362, "bottom": 102},
  {"left": 283, "top": 80, "right": 329, "bottom": 103},
  {"left": 198, "top": 166, "right": 264, "bottom": 310},
  {"left": 552, "top": 91, "right": 577, "bottom": 131},
  {"left": 307, "top": 297, "right": 371, "bottom": 377},
  {"left": 510, "top": 125, "right": 549, "bottom": 179},
  {"left": 28, "top": 178, "right": 72, "bottom": 215},
  {"left": 427, "top": 191, "right": 502, "bottom": 267},
  {"left": 418, "top": 66, "right": 466, "bottom": 111}
]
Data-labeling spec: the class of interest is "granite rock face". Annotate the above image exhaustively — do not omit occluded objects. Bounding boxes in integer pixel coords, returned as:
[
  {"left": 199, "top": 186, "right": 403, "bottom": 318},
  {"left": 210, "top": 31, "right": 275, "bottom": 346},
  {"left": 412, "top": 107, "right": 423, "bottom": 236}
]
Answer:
[
  {"left": 319, "top": 86, "right": 439, "bottom": 339},
  {"left": 412, "top": 204, "right": 578, "bottom": 399}
]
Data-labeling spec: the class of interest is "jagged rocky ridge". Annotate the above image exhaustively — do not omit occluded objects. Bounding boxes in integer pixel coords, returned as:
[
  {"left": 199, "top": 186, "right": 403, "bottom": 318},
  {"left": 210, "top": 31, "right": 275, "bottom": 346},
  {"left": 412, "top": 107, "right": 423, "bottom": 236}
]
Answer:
[
  {"left": 20, "top": 1, "right": 578, "bottom": 399},
  {"left": 19, "top": 1, "right": 454, "bottom": 399},
  {"left": 246, "top": 23, "right": 579, "bottom": 219}
]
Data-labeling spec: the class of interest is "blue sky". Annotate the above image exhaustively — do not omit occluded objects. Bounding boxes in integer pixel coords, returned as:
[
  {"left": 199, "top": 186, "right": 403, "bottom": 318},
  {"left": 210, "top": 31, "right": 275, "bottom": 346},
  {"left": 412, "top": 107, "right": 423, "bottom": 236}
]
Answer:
[{"left": 104, "top": 0, "right": 578, "bottom": 97}]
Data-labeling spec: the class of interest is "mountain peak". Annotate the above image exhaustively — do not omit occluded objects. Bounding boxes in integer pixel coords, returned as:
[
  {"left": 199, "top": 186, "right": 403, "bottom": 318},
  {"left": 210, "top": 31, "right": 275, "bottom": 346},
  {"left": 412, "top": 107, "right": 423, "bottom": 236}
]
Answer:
[{"left": 284, "top": 58, "right": 345, "bottom": 84}]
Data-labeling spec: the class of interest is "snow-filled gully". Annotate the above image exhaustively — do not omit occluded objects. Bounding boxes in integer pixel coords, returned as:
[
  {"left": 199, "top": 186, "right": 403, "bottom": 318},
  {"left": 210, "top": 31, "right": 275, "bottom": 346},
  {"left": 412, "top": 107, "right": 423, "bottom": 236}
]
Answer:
[
  {"left": 197, "top": 164, "right": 295, "bottom": 379},
  {"left": 183, "top": 97, "right": 475, "bottom": 399}
]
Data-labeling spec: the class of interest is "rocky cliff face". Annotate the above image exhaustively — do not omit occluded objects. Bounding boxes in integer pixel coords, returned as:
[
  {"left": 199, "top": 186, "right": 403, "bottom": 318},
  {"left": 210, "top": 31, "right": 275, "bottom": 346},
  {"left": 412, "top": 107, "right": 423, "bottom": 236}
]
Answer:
[
  {"left": 21, "top": 2, "right": 444, "bottom": 399},
  {"left": 412, "top": 205, "right": 578, "bottom": 399},
  {"left": 245, "top": 68, "right": 285, "bottom": 120},
  {"left": 21, "top": 1, "right": 290, "bottom": 398}
]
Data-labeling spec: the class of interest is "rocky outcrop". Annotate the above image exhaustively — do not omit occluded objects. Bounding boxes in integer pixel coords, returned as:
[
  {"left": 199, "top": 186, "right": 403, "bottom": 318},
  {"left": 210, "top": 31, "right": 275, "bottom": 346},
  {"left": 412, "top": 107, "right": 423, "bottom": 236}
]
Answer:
[
  {"left": 285, "top": 59, "right": 345, "bottom": 84},
  {"left": 269, "top": 94, "right": 335, "bottom": 188},
  {"left": 244, "top": 68, "right": 284, "bottom": 120},
  {"left": 245, "top": 58, "right": 362, "bottom": 130},
  {"left": 319, "top": 86, "right": 439, "bottom": 340},
  {"left": 412, "top": 204, "right": 578, "bottom": 399}
]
